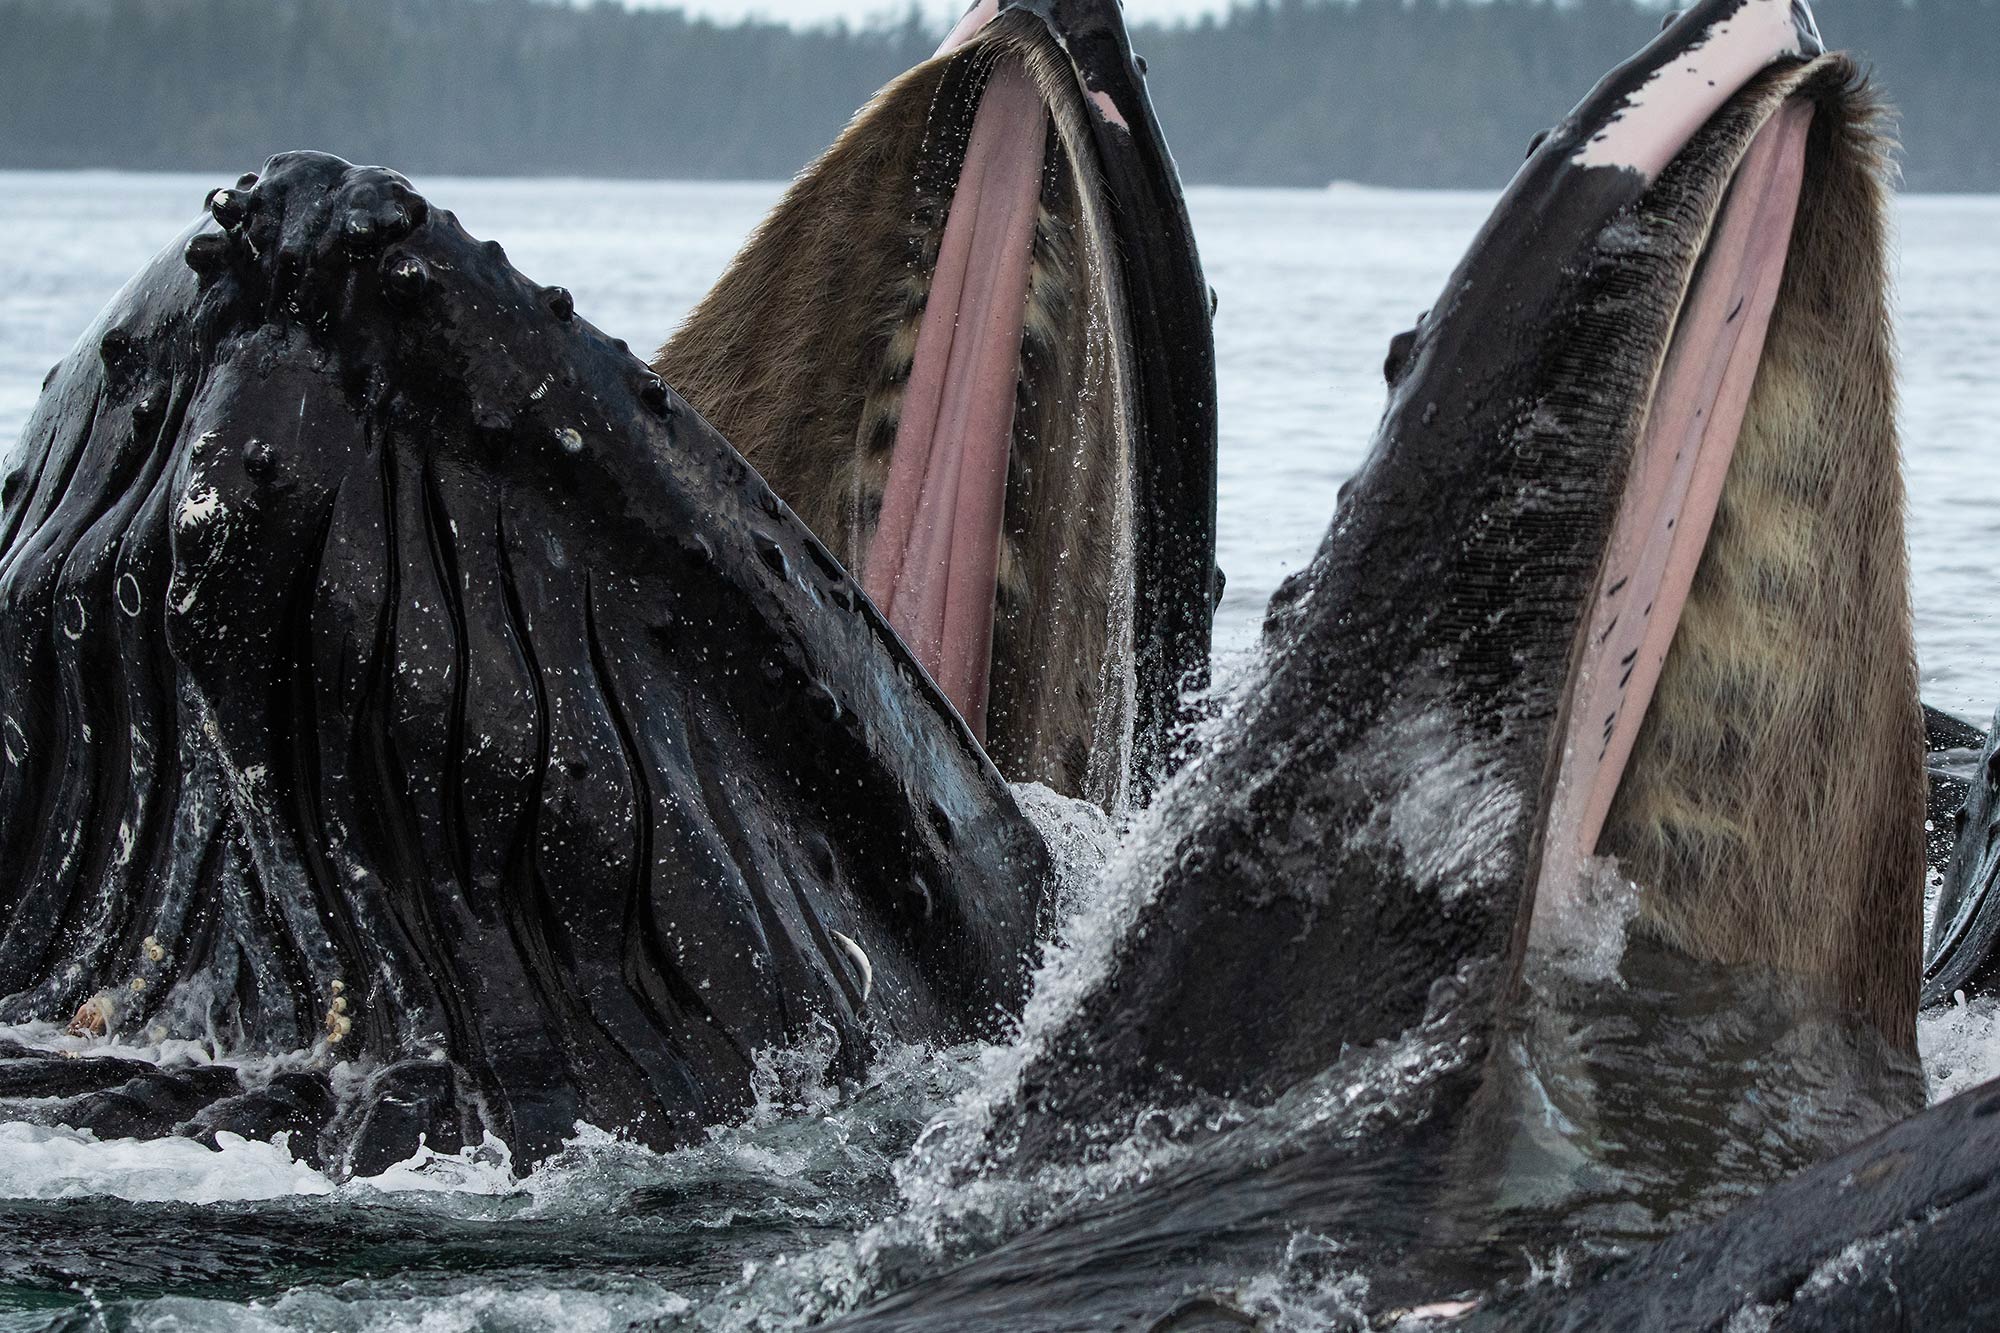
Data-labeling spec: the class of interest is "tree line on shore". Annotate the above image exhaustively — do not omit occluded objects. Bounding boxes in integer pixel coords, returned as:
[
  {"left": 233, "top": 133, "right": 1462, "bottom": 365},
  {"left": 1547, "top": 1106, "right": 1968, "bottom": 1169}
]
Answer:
[{"left": 1, "top": 0, "right": 1993, "bottom": 190}]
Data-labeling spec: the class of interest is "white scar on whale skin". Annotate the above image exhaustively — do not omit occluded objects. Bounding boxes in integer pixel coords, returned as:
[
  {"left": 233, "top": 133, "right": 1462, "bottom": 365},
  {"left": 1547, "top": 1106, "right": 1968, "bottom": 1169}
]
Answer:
[
  {"left": 831, "top": 930, "right": 873, "bottom": 1003},
  {"left": 936, "top": 0, "right": 999, "bottom": 55},
  {"left": 1087, "top": 88, "right": 1130, "bottom": 132},
  {"left": 1573, "top": 0, "right": 1807, "bottom": 180},
  {"left": 175, "top": 487, "right": 225, "bottom": 529}
]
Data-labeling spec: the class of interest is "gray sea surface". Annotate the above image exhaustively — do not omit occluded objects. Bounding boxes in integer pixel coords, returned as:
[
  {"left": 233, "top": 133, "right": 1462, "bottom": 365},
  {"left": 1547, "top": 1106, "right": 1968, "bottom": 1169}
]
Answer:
[{"left": 3, "top": 174, "right": 1995, "bottom": 715}]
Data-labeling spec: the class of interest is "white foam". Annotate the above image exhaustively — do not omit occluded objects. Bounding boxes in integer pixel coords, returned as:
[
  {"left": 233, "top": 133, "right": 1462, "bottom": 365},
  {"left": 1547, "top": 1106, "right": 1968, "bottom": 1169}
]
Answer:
[
  {"left": 0, "top": 1018, "right": 247, "bottom": 1069},
  {"left": 111, "top": 1279, "right": 691, "bottom": 1333},
  {"left": 0, "top": 1016, "right": 348, "bottom": 1098},
  {"left": 1227, "top": 1231, "right": 1372, "bottom": 1331},
  {"left": 1346, "top": 704, "right": 1522, "bottom": 897},
  {"left": 746, "top": 1017, "right": 845, "bottom": 1126},
  {"left": 0, "top": 1010, "right": 968, "bottom": 1220},
  {"left": 1919, "top": 991, "right": 2000, "bottom": 1103},
  {"left": 1722, "top": 1306, "right": 1783, "bottom": 1333},
  {"left": 1009, "top": 779, "right": 1121, "bottom": 919},
  {"left": 1527, "top": 855, "right": 1642, "bottom": 983},
  {"left": 0, "top": 1122, "right": 334, "bottom": 1203},
  {"left": 0, "top": 1113, "right": 550, "bottom": 1203}
]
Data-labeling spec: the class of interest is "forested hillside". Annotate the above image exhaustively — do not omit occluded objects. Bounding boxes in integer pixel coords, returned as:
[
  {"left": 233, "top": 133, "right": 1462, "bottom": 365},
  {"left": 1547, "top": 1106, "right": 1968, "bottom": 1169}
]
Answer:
[{"left": 1, "top": 0, "right": 1993, "bottom": 189}]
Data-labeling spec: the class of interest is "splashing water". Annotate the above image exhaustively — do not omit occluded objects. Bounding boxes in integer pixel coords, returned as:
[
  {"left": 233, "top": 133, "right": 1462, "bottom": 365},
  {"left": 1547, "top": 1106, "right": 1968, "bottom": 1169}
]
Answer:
[{"left": 1918, "top": 991, "right": 2000, "bottom": 1102}]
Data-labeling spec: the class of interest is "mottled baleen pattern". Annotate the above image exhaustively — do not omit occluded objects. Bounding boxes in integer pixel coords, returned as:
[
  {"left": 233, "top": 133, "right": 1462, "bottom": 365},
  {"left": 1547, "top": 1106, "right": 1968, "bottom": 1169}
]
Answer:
[{"left": 1601, "top": 66, "right": 1923, "bottom": 1048}]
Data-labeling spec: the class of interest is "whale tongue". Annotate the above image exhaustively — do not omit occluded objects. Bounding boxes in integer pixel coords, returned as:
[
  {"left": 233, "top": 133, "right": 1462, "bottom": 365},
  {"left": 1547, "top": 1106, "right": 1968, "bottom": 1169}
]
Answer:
[
  {"left": 862, "top": 58, "right": 1047, "bottom": 743},
  {"left": 1536, "top": 99, "right": 1816, "bottom": 915}
]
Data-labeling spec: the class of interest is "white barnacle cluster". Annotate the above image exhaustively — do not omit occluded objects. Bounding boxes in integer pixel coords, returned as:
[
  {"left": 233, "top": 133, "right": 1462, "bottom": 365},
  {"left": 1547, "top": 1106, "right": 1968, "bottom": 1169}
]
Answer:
[
  {"left": 325, "top": 978, "right": 352, "bottom": 1045},
  {"left": 66, "top": 992, "right": 116, "bottom": 1038},
  {"left": 62, "top": 935, "right": 176, "bottom": 1039}
]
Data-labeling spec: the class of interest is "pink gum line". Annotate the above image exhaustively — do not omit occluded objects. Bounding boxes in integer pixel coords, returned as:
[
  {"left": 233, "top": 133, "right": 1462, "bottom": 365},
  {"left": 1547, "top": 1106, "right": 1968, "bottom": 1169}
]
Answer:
[
  {"left": 862, "top": 60, "right": 1049, "bottom": 740},
  {"left": 1535, "top": 100, "right": 1814, "bottom": 918}
]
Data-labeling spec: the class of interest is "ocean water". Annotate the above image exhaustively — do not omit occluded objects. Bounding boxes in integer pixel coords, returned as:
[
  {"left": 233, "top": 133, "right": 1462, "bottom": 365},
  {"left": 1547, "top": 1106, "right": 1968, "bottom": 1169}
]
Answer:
[{"left": 0, "top": 173, "right": 1997, "bottom": 1329}]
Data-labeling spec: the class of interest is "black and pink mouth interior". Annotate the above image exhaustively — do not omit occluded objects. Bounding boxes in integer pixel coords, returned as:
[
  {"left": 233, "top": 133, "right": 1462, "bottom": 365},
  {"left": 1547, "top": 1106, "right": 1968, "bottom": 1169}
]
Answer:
[
  {"left": 1536, "top": 100, "right": 1816, "bottom": 918},
  {"left": 861, "top": 41, "right": 1051, "bottom": 742}
]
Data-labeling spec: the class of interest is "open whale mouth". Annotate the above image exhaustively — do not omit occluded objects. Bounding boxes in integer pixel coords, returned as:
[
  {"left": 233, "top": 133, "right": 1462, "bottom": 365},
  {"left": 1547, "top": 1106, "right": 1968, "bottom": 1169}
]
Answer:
[
  {"left": 883, "top": 0, "right": 1915, "bottom": 1216},
  {"left": 657, "top": 0, "right": 1216, "bottom": 808},
  {"left": 1535, "top": 73, "right": 1822, "bottom": 917},
  {"left": 1531, "top": 40, "right": 1918, "bottom": 1034},
  {"left": 1335, "top": 0, "right": 1919, "bottom": 1041}
]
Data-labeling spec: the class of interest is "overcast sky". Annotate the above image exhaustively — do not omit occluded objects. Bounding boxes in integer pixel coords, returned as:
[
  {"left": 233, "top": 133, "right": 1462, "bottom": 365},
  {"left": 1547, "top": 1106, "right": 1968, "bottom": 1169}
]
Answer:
[{"left": 627, "top": 0, "right": 1232, "bottom": 27}]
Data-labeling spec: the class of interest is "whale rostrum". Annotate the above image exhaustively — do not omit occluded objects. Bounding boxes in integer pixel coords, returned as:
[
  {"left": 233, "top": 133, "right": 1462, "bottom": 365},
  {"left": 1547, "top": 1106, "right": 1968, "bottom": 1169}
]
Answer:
[{"left": 0, "top": 151, "right": 1052, "bottom": 1174}]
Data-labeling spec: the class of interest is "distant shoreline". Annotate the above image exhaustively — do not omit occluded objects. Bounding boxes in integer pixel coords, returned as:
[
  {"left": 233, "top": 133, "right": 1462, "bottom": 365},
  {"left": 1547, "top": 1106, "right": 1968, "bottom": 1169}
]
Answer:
[
  {"left": 2, "top": 167, "right": 1995, "bottom": 199},
  {"left": 2, "top": 0, "right": 1992, "bottom": 193}
]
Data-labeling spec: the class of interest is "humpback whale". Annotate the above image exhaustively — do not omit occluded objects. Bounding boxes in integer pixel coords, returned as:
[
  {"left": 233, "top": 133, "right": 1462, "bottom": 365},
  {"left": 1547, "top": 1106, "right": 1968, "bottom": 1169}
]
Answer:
[
  {"left": 0, "top": 0, "right": 1981, "bottom": 1325},
  {"left": 792, "top": 2, "right": 1951, "bottom": 1326},
  {"left": 0, "top": 153, "right": 1055, "bottom": 1174},
  {"left": 656, "top": 0, "right": 1218, "bottom": 809},
  {"left": 987, "top": 0, "right": 1917, "bottom": 1152}
]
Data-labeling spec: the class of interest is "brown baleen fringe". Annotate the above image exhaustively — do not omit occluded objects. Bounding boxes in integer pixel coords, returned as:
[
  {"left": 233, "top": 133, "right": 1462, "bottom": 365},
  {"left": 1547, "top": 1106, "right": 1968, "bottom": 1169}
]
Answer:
[
  {"left": 1598, "top": 65, "right": 1924, "bottom": 1049},
  {"left": 654, "top": 15, "right": 1135, "bottom": 806},
  {"left": 653, "top": 56, "right": 951, "bottom": 567}
]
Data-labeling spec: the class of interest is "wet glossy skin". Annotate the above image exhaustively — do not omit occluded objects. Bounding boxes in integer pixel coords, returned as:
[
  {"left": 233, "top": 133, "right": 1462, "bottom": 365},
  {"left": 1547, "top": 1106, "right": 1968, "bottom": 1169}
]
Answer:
[
  {"left": 812, "top": 3, "right": 1988, "bottom": 1327},
  {"left": 0, "top": 151, "right": 1050, "bottom": 1173},
  {"left": 0, "top": 0, "right": 1215, "bottom": 1179},
  {"left": 0, "top": 1, "right": 1988, "bottom": 1327},
  {"left": 1927, "top": 713, "right": 2000, "bottom": 1004}
]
